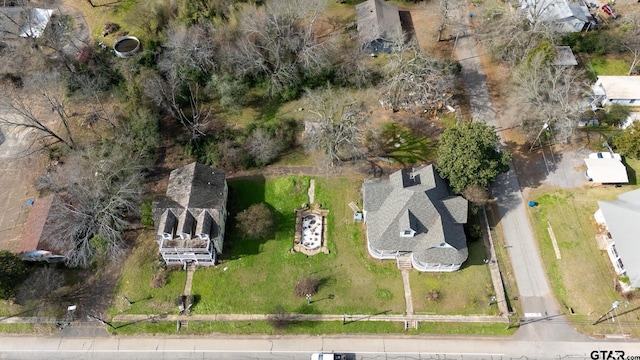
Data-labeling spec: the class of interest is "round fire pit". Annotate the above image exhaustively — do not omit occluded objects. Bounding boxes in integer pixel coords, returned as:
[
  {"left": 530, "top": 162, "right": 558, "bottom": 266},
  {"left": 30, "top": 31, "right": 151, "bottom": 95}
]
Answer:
[{"left": 113, "top": 36, "right": 141, "bottom": 58}]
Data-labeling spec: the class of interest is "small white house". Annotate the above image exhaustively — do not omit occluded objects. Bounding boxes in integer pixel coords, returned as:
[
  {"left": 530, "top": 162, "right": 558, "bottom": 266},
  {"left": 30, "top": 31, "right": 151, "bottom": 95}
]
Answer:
[
  {"left": 584, "top": 156, "right": 629, "bottom": 184},
  {"left": 594, "top": 189, "right": 640, "bottom": 289},
  {"left": 592, "top": 76, "right": 640, "bottom": 107}
]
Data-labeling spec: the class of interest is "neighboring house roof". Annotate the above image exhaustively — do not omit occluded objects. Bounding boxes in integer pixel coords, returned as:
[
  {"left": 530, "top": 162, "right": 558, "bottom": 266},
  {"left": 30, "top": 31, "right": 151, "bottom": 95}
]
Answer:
[
  {"left": 355, "top": 0, "right": 402, "bottom": 52},
  {"left": 552, "top": 46, "right": 578, "bottom": 66},
  {"left": 18, "top": 194, "right": 70, "bottom": 256},
  {"left": 523, "top": 0, "right": 592, "bottom": 32},
  {"left": 594, "top": 76, "right": 640, "bottom": 101},
  {"left": 19, "top": 8, "right": 54, "bottom": 38},
  {"left": 158, "top": 162, "right": 226, "bottom": 210},
  {"left": 597, "top": 189, "right": 640, "bottom": 288},
  {"left": 363, "top": 165, "right": 468, "bottom": 265},
  {"left": 584, "top": 158, "right": 629, "bottom": 184}
]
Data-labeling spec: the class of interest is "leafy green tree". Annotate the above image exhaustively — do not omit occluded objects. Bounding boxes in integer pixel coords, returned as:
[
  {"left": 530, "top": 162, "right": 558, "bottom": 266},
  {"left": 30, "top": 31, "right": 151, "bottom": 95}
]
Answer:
[
  {"left": 0, "top": 251, "right": 29, "bottom": 300},
  {"left": 437, "top": 122, "right": 511, "bottom": 194},
  {"left": 614, "top": 121, "right": 640, "bottom": 159},
  {"left": 598, "top": 104, "right": 631, "bottom": 127}
]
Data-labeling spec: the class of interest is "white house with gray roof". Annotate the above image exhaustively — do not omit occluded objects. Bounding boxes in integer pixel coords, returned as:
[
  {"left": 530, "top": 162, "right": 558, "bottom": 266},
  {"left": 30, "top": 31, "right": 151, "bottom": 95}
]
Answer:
[
  {"left": 355, "top": 0, "right": 403, "bottom": 54},
  {"left": 522, "top": 0, "right": 594, "bottom": 32},
  {"left": 153, "top": 162, "right": 227, "bottom": 266},
  {"left": 594, "top": 189, "right": 640, "bottom": 289},
  {"left": 592, "top": 76, "right": 640, "bottom": 107},
  {"left": 362, "top": 165, "right": 468, "bottom": 272}
]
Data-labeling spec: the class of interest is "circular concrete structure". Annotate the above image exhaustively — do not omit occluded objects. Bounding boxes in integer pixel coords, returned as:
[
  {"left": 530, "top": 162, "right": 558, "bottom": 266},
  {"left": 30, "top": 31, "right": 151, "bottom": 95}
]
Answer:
[{"left": 113, "top": 36, "right": 140, "bottom": 58}]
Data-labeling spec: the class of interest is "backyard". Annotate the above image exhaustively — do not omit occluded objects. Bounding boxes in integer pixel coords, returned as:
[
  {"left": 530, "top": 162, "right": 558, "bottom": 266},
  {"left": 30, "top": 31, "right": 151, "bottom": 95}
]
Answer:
[
  {"left": 527, "top": 159, "right": 640, "bottom": 337},
  {"left": 108, "top": 175, "right": 503, "bottom": 334}
]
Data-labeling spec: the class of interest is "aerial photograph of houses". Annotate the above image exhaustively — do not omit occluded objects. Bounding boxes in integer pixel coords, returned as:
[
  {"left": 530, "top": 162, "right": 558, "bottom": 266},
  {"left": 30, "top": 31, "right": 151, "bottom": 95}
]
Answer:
[{"left": 0, "top": 0, "right": 639, "bottom": 358}]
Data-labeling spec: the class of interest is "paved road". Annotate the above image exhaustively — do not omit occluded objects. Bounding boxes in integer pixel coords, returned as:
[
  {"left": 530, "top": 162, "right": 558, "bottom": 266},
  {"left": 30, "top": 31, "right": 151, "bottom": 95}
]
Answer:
[
  {"left": 0, "top": 334, "right": 638, "bottom": 359},
  {"left": 449, "top": 0, "right": 585, "bottom": 342}
]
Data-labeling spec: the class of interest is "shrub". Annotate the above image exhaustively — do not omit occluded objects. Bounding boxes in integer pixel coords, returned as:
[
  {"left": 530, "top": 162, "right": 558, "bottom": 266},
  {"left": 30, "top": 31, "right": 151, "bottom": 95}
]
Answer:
[
  {"left": 375, "top": 288, "right": 393, "bottom": 301},
  {"left": 294, "top": 277, "right": 319, "bottom": 297},
  {"left": 427, "top": 289, "right": 440, "bottom": 302},
  {"left": 235, "top": 203, "right": 274, "bottom": 239},
  {"left": 140, "top": 199, "right": 154, "bottom": 228},
  {"left": 151, "top": 271, "right": 167, "bottom": 289},
  {"left": 0, "top": 251, "right": 29, "bottom": 300}
]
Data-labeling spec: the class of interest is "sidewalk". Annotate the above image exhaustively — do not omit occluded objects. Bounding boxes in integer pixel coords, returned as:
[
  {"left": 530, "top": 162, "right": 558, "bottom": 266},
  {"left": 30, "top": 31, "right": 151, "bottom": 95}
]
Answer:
[{"left": 111, "top": 313, "right": 508, "bottom": 324}]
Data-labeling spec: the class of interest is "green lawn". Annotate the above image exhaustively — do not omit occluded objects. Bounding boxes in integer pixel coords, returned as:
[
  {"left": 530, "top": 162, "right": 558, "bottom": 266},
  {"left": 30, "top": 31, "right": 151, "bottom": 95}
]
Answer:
[
  {"left": 589, "top": 56, "right": 630, "bottom": 76},
  {"left": 190, "top": 176, "right": 405, "bottom": 315},
  {"left": 410, "top": 239, "right": 495, "bottom": 315},
  {"left": 109, "top": 175, "right": 503, "bottom": 334},
  {"left": 108, "top": 232, "right": 187, "bottom": 317},
  {"left": 110, "top": 320, "right": 515, "bottom": 336},
  {"left": 528, "top": 184, "right": 640, "bottom": 336}
]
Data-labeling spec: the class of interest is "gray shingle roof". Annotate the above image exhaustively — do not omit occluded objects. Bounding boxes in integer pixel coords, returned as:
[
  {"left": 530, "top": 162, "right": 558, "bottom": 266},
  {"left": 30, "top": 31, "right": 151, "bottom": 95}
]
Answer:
[
  {"left": 355, "top": 0, "right": 402, "bottom": 50},
  {"left": 363, "top": 165, "right": 468, "bottom": 265},
  {"left": 164, "top": 162, "right": 226, "bottom": 209}
]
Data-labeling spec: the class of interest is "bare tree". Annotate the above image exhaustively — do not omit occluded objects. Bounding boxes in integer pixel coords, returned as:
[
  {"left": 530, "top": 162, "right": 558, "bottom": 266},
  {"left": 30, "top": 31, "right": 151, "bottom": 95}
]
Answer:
[
  {"left": 246, "top": 128, "right": 283, "bottom": 166},
  {"left": 618, "top": 10, "right": 640, "bottom": 75},
  {"left": 381, "top": 42, "right": 458, "bottom": 113},
  {"left": 509, "top": 52, "right": 587, "bottom": 142},
  {"left": 37, "top": 141, "right": 144, "bottom": 268},
  {"left": 475, "top": 1, "right": 556, "bottom": 66},
  {"left": 158, "top": 22, "right": 217, "bottom": 77},
  {"left": 303, "top": 86, "right": 367, "bottom": 167},
  {"left": 0, "top": 71, "right": 76, "bottom": 151},
  {"left": 143, "top": 70, "right": 212, "bottom": 141},
  {"left": 224, "top": 0, "right": 335, "bottom": 97}
]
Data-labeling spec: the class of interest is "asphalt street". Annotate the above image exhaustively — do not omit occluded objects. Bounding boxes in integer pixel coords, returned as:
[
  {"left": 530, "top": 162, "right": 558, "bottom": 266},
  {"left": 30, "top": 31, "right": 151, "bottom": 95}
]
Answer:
[
  {"left": 1, "top": 334, "right": 639, "bottom": 359},
  {"left": 450, "top": 0, "right": 585, "bottom": 343}
]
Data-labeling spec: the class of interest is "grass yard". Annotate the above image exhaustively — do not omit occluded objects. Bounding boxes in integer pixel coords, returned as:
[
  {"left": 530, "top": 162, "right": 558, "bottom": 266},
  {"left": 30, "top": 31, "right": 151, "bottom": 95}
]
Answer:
[
  {"left": 108, "top": 232, "right": 187, "bottom": 317},
  {"left": 190, "top": 176, "right": 405, "bottom": 315},
  {"left": 110, "top": 175, "right": 507, "bottom": 334},
  {"left": 587, "top": 55, "right": 630, "bottom": 77},
  {"left": 527, "top": 184, "right": 640, "bottom": 337},
  {"left": 410, "top": 239, "right": 495, "bottom": 315},
  {"left": 110, "top": 320, "right": 515, "bottom": 336}
]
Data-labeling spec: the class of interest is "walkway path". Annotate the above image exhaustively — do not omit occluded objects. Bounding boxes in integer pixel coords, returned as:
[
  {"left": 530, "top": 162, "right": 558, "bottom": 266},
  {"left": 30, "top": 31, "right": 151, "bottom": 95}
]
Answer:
[
  {"left": 184, "top": 265, "right": 195, "bottom": 296},
  {"left": 401, "top": 271, "right": 414, "bottom": 316},
  {"left": 450, "top": 0, "right": 585, "bottom": 342},
  {"left": 111, "top": 313, "right": 507, "bottom": 324}
]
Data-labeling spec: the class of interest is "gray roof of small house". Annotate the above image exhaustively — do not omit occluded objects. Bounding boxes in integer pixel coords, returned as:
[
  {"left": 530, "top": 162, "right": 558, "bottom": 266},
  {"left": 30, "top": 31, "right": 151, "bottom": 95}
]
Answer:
[
  {"left": 363, "top": 165, "right": 468, "bottom": 265},
  {"left": 355, "top": 0, "right": 402, "bottom": 46},
  {"left": 552, "top": 46, "right": 578, "bottom": 66},
  {"left": 597, "top": 188, "right": 640, "bottom": 288}
]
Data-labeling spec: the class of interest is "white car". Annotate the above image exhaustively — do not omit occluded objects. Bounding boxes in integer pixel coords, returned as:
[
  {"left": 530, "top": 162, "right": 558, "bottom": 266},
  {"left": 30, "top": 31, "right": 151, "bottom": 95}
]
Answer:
[
  {"left": 310, "top": 353, "right": 346, "bottom": 360},
  {"left": 588, "top": 152, "right": 622, "bottom": 161}
]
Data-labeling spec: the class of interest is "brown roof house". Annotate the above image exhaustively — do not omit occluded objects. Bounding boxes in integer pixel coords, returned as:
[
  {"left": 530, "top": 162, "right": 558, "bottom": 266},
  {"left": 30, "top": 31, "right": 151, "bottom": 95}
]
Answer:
[
  {"left": 362, "top": 165, "right": 469, "bottom": 272},
  {"left": 18, "top": 194, "right": 69, "bottom": 263},
  {"left": 153, "top": 163, "right": 228, "bottom": 267},
  {"left": 356, "top": 0, "right": 403, "bottom": 54}
]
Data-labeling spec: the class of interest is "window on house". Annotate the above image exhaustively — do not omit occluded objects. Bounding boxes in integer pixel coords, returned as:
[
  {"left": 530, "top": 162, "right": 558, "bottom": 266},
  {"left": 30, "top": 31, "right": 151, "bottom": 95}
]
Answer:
[{"left": 400, "top": 229, "right": 415, "bottom": 237}]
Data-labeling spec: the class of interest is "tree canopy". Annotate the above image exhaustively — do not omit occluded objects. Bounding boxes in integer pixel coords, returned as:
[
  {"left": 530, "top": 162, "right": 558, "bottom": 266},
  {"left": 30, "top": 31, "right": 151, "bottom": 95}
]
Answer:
[
  {"left": 436, "top": 122, "right": 511, "bottom": 194},
  {"left": 0, "top": 251, "right": 29, "bottom": 300},
  {"left": 614, "top": 121, "right": 640, "bottom": 159}
]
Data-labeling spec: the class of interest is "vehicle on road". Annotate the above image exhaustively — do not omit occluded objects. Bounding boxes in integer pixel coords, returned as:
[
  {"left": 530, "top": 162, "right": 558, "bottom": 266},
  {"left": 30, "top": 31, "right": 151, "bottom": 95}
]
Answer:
[{"left": 311, "top": 352, "right": 354, "bottom": 360}]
